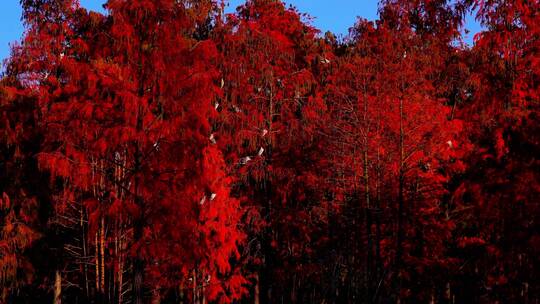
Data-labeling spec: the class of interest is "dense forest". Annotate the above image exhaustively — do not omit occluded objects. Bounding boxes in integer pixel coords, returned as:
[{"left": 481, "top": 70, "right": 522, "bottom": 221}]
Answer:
[{"left": 0, "top": 0, "right": 538, "bottom": 303}]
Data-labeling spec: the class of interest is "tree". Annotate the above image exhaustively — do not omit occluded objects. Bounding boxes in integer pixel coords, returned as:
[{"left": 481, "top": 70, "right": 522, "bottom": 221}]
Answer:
[
  {"left": 326, "top": 8, "right": 466, "bottom": 301},
  {"left": 0, "top": 71, "right": 45, "bottom": 302},
  {"left": 213, "top": 0, "right": 331, "bottom": 302},
  {"left": 449, "top": 0, "right": 540, "bottom": 302},
  {"left": 15, "top": 0, "right": 246, "bottom": 302}
]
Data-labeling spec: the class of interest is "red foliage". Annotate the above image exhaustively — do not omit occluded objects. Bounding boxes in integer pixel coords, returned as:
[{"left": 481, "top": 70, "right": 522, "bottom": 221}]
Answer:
[{"left": 0, "top": 0, "right": 538, "bottom": 303}]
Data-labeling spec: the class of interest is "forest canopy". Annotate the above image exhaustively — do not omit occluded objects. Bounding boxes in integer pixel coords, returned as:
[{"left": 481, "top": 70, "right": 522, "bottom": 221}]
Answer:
[{"left": 0, "top": 0, "right": 538, "bottom": 303}]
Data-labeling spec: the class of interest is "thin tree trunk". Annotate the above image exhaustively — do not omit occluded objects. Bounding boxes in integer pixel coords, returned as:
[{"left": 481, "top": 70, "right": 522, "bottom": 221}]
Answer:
[
  {"left": 395, "top": 97, "right": 405, "bottom": 303},
  {"left": 371, "top": 136, "right": 383, "bottom": 304},
  {"left": 96, "top": 230, "right": 101, "bottom": 296},
  {"left": 54, "top": 270, "right": 62, "bottom": 304},
  {"left": 364, "top": 148, "right": 373, "bottom": 303},
  {"left": 192, "top": 269, "right": 198, "bottom": 304},
  {"left": 133, "top": 221, "right": 144, "bottom": 304},
  {"left": 361, "top": 83, "right": 373, "bottom": 303},
  {"left": 201, "top": 284, "right": 206, "bottom": 304},
  {"left": 81, "top": 206, "right": 89, "bottom": 299},
  {"left": 132, "top": 37, "right": 147, "bottom": 304},
  {"left": 254, "top": 273, "right": 260, "bottom": 304},
  {"left": 117, "top": 226, "right": 124, "bottom": 304},
  {"left": 101, "top": 217, "right": 106, "bottom": 296},
  {"left": 133, "top": 113, "right": 144, "bottom": 304}
]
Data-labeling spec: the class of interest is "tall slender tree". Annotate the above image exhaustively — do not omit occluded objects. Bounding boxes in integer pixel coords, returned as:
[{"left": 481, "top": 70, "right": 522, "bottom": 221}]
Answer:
[{"left": 213, "top": 1, "right": 331, "bottom": 302}]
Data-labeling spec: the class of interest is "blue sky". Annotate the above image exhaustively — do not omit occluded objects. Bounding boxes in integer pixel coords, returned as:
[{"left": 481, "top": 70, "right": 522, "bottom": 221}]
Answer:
[{"left": 0, "top": 0, "right": 481, "bottom": 65}]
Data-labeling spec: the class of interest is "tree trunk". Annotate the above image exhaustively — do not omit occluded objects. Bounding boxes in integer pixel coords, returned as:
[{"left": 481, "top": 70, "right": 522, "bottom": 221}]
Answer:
[
  {"left": 192, "top": 269, "right": 198, "bottom": 304},
  {"left": 133, "top": 221, "right": 144, "bottom": 304},
  {"left": 96, "top": 230, "right": 101, "bottom": 297},
  {"left": 101, "top": 217, "right": 106, "bottom": 297},
  {"left": 201, "top": 285, "right": 206, "bottom": 304},
  {"left": 133, "top": 122, "right": 144, "bottom": 304},
  {"left": 364, "top": 148, "right": 373, "bottom": 303},
  {"left": 81, "top": 206, "right": 89, "bottom": 299},
  {"left": 117, "top": 228, "right": 124, "bottom": 304},
  {"left": 254, "top": 273, "right": 260, "bottom": 304},
  {"left": 54, "top": 270, "right": 62, "bottom": 304},
  {"left": 395, "top": 97, "right": 405, "bottom": 303},
  {"left": 373, "top": 145, "right": 383, "bottom": 303}
]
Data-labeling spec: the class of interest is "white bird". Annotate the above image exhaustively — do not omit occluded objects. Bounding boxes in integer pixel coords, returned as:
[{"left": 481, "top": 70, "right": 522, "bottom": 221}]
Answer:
[
  {"left": 60, "top": 52, "right": 65, "bottom": 59},
  {"left": 210, "top": 193, "right": 216, "bottom": 201},
  {"left": 205, "top": 275, "right": 211, "bottom": 283},
  {"left": 209, "top": 133, "right": 216, "bottom": 144},
  {"left": 199, "top": 195, "right": 206, "bottom": 205},
  {"left": 261, "top": 129, "right": 268, "bottom": 137},
  {"left": 239, "top": 156, "right": 252, "bottom": 165},
  {"left": 447, "top": 140, "right": 453, "bottom": 148},
  {"left": 257, "top": 147, "right": 265, "bottom": 156},
  {"left": 321, "top": 58, "right": 330, "bottom": 64},
  {"left": 220, "top": 78, "right": 224, "bottom": 88},
  {"left": 214, "top": 102, "right": 220, "bottom": 110}
]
